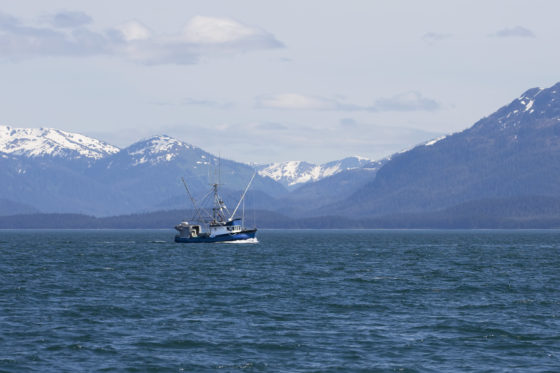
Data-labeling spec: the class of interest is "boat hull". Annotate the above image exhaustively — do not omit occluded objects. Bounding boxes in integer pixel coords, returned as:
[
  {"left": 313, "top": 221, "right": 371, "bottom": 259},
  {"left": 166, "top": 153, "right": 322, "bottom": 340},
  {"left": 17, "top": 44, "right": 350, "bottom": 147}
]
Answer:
[{"left": 174, "top": 229, "right": 257, "bottom": 243}]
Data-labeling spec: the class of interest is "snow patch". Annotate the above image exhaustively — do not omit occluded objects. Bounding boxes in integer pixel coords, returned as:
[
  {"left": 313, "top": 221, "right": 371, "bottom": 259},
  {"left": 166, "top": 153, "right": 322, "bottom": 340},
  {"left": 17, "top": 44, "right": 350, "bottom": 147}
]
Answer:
[
  {"left": 352, "top": 155, "right": 370, "bottom": 161},
  {"left": 128, "top": 135, "right": 195, "bottom": 166},
  {"left": 0, "top": 125, "right": 119, "bottom": 159},
  {"left": 133, "top": 157, "right": 148, "bottom": 166},
  {"left": 129, "top": 135, "right": 183, "bottom": 156},
  {"left": 424, "top": 135, "right": 447, "bottom": 146},
  {"left": 257, "top": 156, "right": 373, "bottom": 187},
  {"left": 258, "top": 160, "right": 333, "bottom": 185}
]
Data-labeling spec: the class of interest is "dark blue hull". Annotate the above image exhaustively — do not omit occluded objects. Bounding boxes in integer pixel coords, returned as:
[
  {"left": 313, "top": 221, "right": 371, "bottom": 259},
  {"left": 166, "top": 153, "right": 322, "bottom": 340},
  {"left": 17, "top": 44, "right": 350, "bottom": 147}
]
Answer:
[{"left": 174, "top": 229, "right": 257, "bottom": 243}]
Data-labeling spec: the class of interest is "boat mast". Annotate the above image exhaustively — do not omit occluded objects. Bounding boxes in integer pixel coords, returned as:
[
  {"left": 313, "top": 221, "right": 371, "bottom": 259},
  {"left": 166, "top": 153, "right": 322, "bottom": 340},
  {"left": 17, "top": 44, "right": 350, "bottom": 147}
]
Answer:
[{"left": 211, "top": 156, "right": 230, "bottom": 223}]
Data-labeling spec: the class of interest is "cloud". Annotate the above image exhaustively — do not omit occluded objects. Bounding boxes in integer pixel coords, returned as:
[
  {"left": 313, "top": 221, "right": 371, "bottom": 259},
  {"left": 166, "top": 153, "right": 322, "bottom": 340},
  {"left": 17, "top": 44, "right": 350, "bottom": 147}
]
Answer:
[
  {"left": 0, "top": 12, "right": 20, "bottom": 28},
  {"left": 183, "top": 16, "right": 259, "bottom": 44},
  {"left": 0, "top": 12, "right": 283, "bottom": 65},
  {"left": 256, "top": 91, "right": 440, "bottom": 112},
  {"left": 339, "top": 118, "right": 358, "bottom": 127},
  {"left": 372, "top": 91, "right": 440, "bottom": 112},
  {"left": 337, "top": 119, "right": 445, "bottom": 151},
  {"left": 112, "top": 20, "right": 152, "bottom": 41},
  {"left": 255, "top": 93, "right": 342, "bottom": 110},
  {"left": 0, "top": 13, "right": 107, "bottom": 59},
  {"left": 181, "top": 98, "right": 233, "bottom": 109},
  {"left": 49, "top": 11, "right": 92, "bottom": 28},
  {"left": 422, "top": 32, "right": 451, "bottom": 44},
  {"left": 491, "top": 26, "right": 535, "bottom": 38},
  {"left": 151, "top": 97, "right": 233, "bottom": 109},
  {"left": 254, "top": 122, "right": 288, "bottom": 131},
  {"left": 195, "top": 120, "right": 290, "bottom": 132}
]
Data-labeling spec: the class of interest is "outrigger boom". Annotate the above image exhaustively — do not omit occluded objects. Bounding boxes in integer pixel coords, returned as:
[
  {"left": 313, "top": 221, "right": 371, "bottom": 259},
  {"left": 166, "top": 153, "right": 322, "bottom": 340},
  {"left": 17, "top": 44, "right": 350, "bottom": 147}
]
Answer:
[{"left": 229, "top": 171, "right": 256, "bottom": 221}]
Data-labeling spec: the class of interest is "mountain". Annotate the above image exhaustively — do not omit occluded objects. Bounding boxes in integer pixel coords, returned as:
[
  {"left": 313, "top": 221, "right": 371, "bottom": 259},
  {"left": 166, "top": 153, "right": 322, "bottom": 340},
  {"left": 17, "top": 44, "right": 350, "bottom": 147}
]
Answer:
[
  {"left": 0, "top": 129, "right": 290, "bottom": 216},
  {"left": 90, "top": 135, "right": 287, "bottom": 214},
  {"left": 0, "top": 148, "right": 126, "bottom": 216},
  {"left": 256, "top": 156, "right": 373, "bottom": 189},
  {"left": 332, "top": 82, "right": 560, "bottom": 216},
  {"left": 270, "top": 159, "right": 388, "bottom": 216},
  {"left": 0, "top": 126, "right": 389, "bottom": 218},
  {"left": 4, "top": 82, "right": 560, "bottom": 223},
  {"left": 0, "top": 125, "right": 118, "bottom": 160},
  {"left": 0, "top": 126, "right": 124, "bottom": 215}
]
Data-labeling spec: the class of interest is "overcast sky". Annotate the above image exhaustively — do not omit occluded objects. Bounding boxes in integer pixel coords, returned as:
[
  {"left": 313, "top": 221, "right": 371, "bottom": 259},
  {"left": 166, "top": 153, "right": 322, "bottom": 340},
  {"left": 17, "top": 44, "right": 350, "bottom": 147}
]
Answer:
[{"left": 1, "top": 0, "right": 559, "bottom": 163}]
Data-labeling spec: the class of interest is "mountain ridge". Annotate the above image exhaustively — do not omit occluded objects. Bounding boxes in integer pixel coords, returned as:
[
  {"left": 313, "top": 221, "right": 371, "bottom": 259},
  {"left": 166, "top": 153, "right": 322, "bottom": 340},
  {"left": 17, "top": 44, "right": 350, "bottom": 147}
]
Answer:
[
  {"left": 255, "top": 156, "right": 377, "bottom": 189},
  {"left": 4, "top": 81, "right": 559, "bottom": 220},
  {"left": 327, "top": 82, "right": 560, "bottom": 217},
  {"left": 0, "top": 128, "right": 378, "bottom": 216}
]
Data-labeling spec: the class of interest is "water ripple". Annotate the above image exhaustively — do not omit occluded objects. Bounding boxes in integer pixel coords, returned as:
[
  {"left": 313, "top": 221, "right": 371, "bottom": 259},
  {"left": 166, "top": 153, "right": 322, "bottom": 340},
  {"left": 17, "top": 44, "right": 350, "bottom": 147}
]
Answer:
[{"left": 1, "top": 229, "right": 560, "bottom": 371}]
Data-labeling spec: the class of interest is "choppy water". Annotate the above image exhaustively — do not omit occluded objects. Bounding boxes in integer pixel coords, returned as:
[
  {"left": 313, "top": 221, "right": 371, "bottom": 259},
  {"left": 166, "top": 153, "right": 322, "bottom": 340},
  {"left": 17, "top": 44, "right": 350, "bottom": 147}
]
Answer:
[{"left": 1, "top": 229, "right": 560, "bottom": 372}]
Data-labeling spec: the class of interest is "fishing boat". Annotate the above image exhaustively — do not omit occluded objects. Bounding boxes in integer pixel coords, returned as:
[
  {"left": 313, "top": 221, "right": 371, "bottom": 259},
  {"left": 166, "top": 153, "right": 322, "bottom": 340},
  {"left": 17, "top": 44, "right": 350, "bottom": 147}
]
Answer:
[{"left": 174, "top": 172, "right": 258, "bottom": 243}]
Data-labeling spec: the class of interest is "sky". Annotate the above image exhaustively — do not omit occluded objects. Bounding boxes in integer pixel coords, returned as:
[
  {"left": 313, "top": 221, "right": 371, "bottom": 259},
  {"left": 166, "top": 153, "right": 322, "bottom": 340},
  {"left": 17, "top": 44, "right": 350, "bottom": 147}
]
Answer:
[{"left": 1, "top": 0, "right": 559, "bottom": 164}]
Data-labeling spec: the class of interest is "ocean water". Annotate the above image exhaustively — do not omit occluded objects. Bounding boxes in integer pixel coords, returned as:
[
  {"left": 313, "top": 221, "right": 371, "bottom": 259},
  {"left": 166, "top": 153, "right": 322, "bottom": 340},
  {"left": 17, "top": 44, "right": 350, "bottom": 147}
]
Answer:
[{"left": 1, "top": 229, "right": 559, "bottom": 372}]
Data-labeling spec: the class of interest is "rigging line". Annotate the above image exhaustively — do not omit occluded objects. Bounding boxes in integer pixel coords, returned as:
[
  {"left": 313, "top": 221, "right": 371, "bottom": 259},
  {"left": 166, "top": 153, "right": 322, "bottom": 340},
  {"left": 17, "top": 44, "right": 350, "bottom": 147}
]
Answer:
[
  {"left": 191, "top": 194, "right": 206, "bottom": 221},
  {"left": 189, "top": 188, "right": 212, "bottom": 222},
  {"left": 181, "top": 177, "right": 198, "bottom": 211},
  {"left": 194, "top": 189, "right": 214, "bottom": 221}
]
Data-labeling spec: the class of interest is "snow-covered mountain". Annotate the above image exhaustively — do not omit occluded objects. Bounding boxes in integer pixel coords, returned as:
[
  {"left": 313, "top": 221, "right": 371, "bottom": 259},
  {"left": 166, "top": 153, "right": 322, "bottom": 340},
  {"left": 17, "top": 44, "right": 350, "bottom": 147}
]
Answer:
[
  {"left": 0, "top": 126, "right": 385, "bottom": 215},
  {"left": 330, "top": 81, "right": 560, "bottom": 217},
  {"left": 127, "top": 135, "right": 187, "bottom": 166},
  {"left": 104, "top": 135, "right": 212, "bottom": 168},
  {"left": 0, "top": 125, "right": 119, "bottom": 159},
  {"left": 256, "top": 156, "right": 373, "bottom": 189}
]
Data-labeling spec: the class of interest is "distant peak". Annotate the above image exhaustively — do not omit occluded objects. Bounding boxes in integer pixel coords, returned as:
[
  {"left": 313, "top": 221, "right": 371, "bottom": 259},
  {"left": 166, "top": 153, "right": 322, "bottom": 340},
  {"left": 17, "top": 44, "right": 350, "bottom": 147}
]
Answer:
[
  {"left": 143, "top": 134, "right": 176, "bottom": 142},
  {"left": 128, "top": 134, "right": 193, "bottom": 152},
  {"left": 519, "top": 82, "right": 560, "bottom": 101},
  {"left": 481, "top": 81, "right": 560, "bottom": 130},
  {"left": 256, "top": 156, "right": 374, "bottom": 188},
  {"left": 519, "top": 87, "right": 542, "bottom": 100},
  {"left": 125, "top": 134, "right": 200, "bottom": 166},
  {"left": 0, "top": 125, "right": 119, "bottom": 159}
]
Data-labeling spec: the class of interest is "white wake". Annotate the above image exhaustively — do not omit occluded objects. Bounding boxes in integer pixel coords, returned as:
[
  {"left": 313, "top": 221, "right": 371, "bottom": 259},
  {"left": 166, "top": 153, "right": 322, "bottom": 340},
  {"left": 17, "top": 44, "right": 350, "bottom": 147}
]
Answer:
[{"left": 220, "top": 238, "right": 259, "bottom": 244}]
